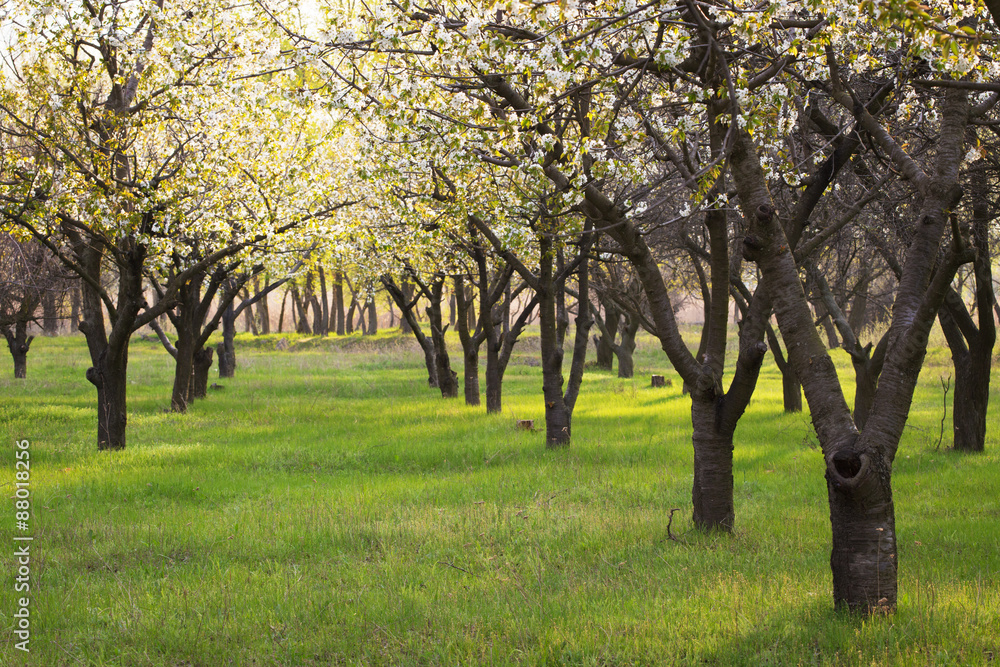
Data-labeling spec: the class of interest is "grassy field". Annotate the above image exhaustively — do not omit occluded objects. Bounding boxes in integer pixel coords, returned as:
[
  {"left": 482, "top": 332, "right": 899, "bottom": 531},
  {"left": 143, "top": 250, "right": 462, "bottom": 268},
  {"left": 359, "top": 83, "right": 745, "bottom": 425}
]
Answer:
[{"left": 1, "top": 328, "right": 998, "bottom": 666}]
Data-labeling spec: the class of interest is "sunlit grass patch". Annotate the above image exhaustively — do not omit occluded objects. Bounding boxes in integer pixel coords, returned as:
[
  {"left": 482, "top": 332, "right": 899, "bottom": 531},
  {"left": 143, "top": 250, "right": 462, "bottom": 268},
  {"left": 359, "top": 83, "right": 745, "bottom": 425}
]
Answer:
[{"left": 1, "top": 329, "right": 998, "bottom": 665}]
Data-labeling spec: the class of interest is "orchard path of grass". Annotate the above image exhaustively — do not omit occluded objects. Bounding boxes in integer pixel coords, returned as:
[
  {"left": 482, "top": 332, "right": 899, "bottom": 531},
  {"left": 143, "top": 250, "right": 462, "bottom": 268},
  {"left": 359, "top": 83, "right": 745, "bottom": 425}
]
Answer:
[{"left": 1, "top": 329, "right": 998, "bottom": 666}]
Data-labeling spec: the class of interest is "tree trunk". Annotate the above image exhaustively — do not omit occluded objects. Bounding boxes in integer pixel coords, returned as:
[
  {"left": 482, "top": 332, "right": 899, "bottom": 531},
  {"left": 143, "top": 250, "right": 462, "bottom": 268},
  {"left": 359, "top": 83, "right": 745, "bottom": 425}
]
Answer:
[
  {"left": 485, "top": 343, "right": 501, "bottom": 412},
  {"left": 191, "top": 347, "right": 214, "bottom": 399},
  {"left": 169, "top": 276, "right": 205, "bottom": 413},
  {"left": 538, "top": 235, "right": 571, "bottom": 447},
  {"left": 70, "top": 283, "right": 81, "bottom": 330},
  {"left": 782, "top": 370, "right": 803, "bottom": 413},
  {"left": 319, "top": 267, "right": 330, "bottom": 336},
  {"left": 292, "top": 287, "right": 311, "bottom": 334},
  {"left": 345, "top": 296, "right": 357, "bottom": 334},
  {"left": 334, "top": 271, "right": 346, "bottom": 335},
  {"left": 766, "top": 325, "right": 802, "bottom": 413},
  {"left": 4, "top": 325, "right": 33, "bottom": 379},
  {"left": 383, "top": 275, "right": 438, "bottom": 387},
  {"left": 241, "top": 289, "right": 259, "bottom": 335},
  {"left": 171, "top": 333, "right": 195, "bottom": 412},
  {"left": 454, "top": 275, "right": 481, "bottom": 406},
  {"left": 256, "top": 277, "right": 271, "bottom": 335},
  {"left": 399, "top": 278, "right": 412, "bottom": 333},
  {"left": 950, "top": 343, "right": 989, "bottom": 452},
  {"left": 366, "top": 299, "right": 377, "bottom": 335},
  {"left": 827, "top": 453, "right": 898, "bottom": 611},
  {"left": 616, "top": 316, "right": 639, "bottom": 378},
  {"left": 593, "top": 302, "right": 619, "bottom": 371},
  {"left": 87, "top": 346, "right": 129, "bottom": 451},
  {"left": 42, "top": 289, "right": 59, "bottom": 335},
  {"left": 218, "top": 306, "right": 237, "bottom": 379},
  {"left": 427, "top": 279, "right": 459, "bottom": 398},
  {"left": 690, "top": 396, "right": 735, "bottom": 530}
]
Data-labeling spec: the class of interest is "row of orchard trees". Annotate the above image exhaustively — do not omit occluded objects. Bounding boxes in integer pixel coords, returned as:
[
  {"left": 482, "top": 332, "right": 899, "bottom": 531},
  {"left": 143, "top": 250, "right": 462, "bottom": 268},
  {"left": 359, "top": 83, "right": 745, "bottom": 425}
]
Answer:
[
  {"left": 267, "top": 0, "right": 998, "bottom": 614},
  {"left": 0, "top": 0, "right": 362, "bottom": 432},
  {"left": 1, "top": 0, "right": 998, "bottom": 616}
]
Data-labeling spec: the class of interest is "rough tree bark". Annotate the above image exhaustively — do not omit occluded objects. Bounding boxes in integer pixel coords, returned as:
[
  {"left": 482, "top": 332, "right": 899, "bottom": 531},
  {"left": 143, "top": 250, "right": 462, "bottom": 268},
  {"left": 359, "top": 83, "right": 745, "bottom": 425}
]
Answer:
[
  {"left": 426, "top": 276, "right": 459, "bottom": 398},
  {"left": 3, "top": 323, "right": 34, "bottom": 379},
  {"left": 938, "top": 165, "right": 995, "bottom": 452},
  {"left": 735, "top": 84, "right": 971, "bottom": 611},
  {"left": 454, "top": 275, "right": 481, "bottom": 406}
]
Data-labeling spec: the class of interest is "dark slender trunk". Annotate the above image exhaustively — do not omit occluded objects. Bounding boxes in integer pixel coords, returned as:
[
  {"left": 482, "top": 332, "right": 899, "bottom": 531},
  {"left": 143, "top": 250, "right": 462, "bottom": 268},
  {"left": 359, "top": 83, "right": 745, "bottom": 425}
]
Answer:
[
  {"left": 366, "top": 299, "right": 377, "bottom": 335},
  {"left": 319, "top": 267, "right": 330, "bottom": 336},
  {"left": 277, "top": 289, "right": 289, "bottom": 333},
  {"left": 42, "top": 290, "right": 59, "bottom": 335},
  {"left": 292, "top": 288, "right": 311, "bottom": 334},
  {"left": 387, "top": 296, "right": 397, "bottom": 327},
  {"left": 852, "top": 358, "right": 879, "bottom": 431},
  {"left": 218, "top": 306, "right": 237, "bottom": 379},
  {"left": 427, "top": 279, "right": 458, "bottom": 398},
  {"left": 383, "top": 276, "right": 438, "bottom": 387},
  {"left": 939, "top": 169, "right": 995, "bottom": 453},
  {"left": 171, "top": 334, "right": 195, "bottom": 412},
  {"left": 399, "top": 279, "right": 412, "bottom": 333},
  {"left": 70, "top": 283, "right": 81, "bottom": 330},
  {"left": 191, "top": 347, "right": 214, "bottom": 399},
  {"left": 170, "top": 276, "right": 204, "bottom": 413},
  {"left": 485, "top": 342, "right": 501, "bottom": 412},
  {"left": 334, "top": 271, "right": 345, "bottom": 335},
  {"left": 782, "top": 371, "right": 803, "bottom": 413},
  {"left": 256, "top": 278, "right": 270, "bottom": 335},
  {"left": 455, "top": 275, "right": 481, "bottom": 406},
  {"left": 766, "top": 325, "right": 802, "bottom": 413},
  {"left": 593, "top": 304, "right": 619, "bottom": 370},
  {"left": 538, "top": 235, "right": 571, "bottom": 447},
  {"left": 311, "top": 295, "right": 323, "bottom": 335},
  {"left": 242, "top": 289, "right": 259, "bottom": 335},
  {"left": 345, "top": 296, "right": 357, "bottom": 334}
]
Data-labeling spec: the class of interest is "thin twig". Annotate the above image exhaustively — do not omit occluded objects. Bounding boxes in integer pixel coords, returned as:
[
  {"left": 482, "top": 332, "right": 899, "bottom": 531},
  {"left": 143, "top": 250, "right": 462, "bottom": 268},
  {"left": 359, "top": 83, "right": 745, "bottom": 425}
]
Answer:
[
  {"left": 666, "top": 508, "right": 684, "bottom": 542},
  {"left": 935, "top": 375, "right": 951, "bottom": 451}
]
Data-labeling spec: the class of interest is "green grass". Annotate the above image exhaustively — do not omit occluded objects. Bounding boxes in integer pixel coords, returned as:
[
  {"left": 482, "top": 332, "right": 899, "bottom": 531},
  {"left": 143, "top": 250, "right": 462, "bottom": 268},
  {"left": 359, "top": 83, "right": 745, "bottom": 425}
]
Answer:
[{"left": 1, "top": 328, "right": 998, "bottom": 666}]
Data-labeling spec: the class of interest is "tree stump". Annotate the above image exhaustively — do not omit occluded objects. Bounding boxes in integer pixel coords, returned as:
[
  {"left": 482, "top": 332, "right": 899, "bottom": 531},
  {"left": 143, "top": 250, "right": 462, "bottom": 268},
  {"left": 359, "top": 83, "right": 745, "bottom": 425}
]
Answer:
[
  {"left": 516, "top": 419, "right": 534, "bottom": 430},
  {"left": 651, "top": 375, "right": 671, "bottom": 387}
]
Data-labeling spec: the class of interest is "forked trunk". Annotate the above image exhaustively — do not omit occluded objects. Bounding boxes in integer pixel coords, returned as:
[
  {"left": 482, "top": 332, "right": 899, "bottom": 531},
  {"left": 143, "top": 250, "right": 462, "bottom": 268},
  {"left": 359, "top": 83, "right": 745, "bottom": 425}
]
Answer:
[{"left": 4, "top": 325, "right": 32, "bottom": 379}]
